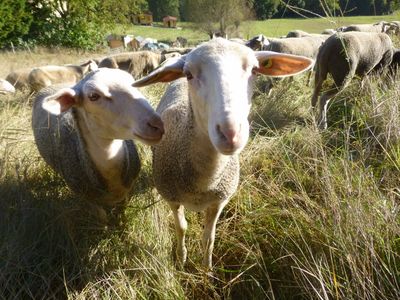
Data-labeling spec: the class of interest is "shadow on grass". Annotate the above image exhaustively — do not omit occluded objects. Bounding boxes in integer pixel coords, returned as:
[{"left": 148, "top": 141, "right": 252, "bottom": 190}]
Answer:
[{"left": 0, "top": 165, "right": 155, "bottom": 299}]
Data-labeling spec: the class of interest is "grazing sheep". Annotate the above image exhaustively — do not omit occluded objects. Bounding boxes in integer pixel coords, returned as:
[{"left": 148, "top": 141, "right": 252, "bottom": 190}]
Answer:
[
  {"left": 286, "top": 30, "right": 331, "bottom": 39},
  {"left": 133, "top": 38, "right": 313, "bottom": 268},
  {"left": 246, "top": 34, "right": 270, "bottom": 50},
  {"left": 265, "top": 35, "right": 329, "bottom": 59},
  {"left": 98, "top": 51, "right": 168, "bottom": 79},
  {"left": 322, "top": 29, "right": 337, "bottom": 35},
  {"left": 6, "top": 68, "right": 32, "bottom": 90},
  {"left": 0, "top": 79, "right": 15, "bottom": 94},
  {"left": 384, "top": 21, "right": 400, "bottom": 35},
  {"left": 32, "top": 68, "right": 164, "bottom": 206},
  {"left": 28, "top": 60, "right": 98, "bottom": 92},
  {"left": 311, "top": 32, "right": 394, "bottom": 129},
  {"left": 338, "top": 21, "right": 389, "bottom": 33}
]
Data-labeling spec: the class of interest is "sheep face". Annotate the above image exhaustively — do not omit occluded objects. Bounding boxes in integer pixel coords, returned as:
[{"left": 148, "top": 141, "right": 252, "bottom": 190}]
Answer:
[
  {"left": 42, "top": 68, "right": 164, "bottom": 145},
  {"left": 133, "top": 38, "right": 313, "bottom": 153}
]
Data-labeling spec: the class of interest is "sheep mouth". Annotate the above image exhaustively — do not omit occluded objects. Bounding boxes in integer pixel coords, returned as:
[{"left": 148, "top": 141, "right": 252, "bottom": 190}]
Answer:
[
  {"left": 213, "top": 139, "right": 244, "bottom": 155},
  {"left": 133, "top": 132, "right": 163, "bottom": 145}
]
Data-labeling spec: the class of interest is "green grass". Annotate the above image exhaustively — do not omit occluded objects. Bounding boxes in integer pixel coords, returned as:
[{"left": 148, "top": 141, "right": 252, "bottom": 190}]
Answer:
[
  {"left": 1, "top": 14, "right": 400, "bottom": 299},
  {"left": 113, "top": 13, "right": 400, "bottom": 44}
]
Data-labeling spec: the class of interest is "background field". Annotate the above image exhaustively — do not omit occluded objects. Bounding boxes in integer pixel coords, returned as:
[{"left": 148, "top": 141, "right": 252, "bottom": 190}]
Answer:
[
  {"left": 1, "top": 16, "right": 400, "bottom": 299},
  {"left": 115, "top": 13, "right": 400, "bottom": 45}
]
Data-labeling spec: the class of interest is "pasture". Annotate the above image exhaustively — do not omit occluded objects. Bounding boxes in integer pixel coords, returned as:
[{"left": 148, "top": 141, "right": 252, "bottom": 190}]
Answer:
[
  {"left": 117, "top": 14, "right": 400, "bottom": 44},
  {"left": 1, "top": 16, "right": 400, "bottom": 299}
]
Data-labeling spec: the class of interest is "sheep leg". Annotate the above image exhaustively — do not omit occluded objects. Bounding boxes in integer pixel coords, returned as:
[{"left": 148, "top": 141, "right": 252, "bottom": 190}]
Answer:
[
  {"left": 311, "top": 75, "right": 323, "bottom": 108},
  {"left": 202, "top": 202, "right": 226, "bottom": 268},
  {"left": 306, "top": 70, "right": 313, "bottom": 87},
  {"left": 169, "top": 203, "right": 188, "bottom": 266},
  {"left": 318, "top": 87, "right": 339, "bottom": 129}
]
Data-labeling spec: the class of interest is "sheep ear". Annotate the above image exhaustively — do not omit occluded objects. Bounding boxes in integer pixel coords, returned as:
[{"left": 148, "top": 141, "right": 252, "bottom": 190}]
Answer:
[
  {"left": 254, "top": 51, "right": 314, "bottom": 77},
  {"left": 42, "top": 88, "right": 78, "bottom": 115},
  {"left": 132, "top": 56, "right": 186, "bottom": 87}
]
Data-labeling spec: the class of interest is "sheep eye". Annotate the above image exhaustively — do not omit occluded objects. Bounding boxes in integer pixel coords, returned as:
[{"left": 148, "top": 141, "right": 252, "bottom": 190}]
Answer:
[
  {"left": 88, "top": 93, "right": 100, "bottom": 102},
  {"left": 185, "top": 71, "right": 193, "bottom": 80}
]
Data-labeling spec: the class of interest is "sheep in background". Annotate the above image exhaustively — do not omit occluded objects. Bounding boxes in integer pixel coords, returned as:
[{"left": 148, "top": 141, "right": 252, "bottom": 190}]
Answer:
[
  {"left": 6, "top": 68, "right": 32, "bottom": 90},
  {"left": 133, "top": 38, "right": 313, "bottom": 268},
  {"left": 338, "top": 21, "right": 390, "bottom": 33},
  {"left": 32, "top": 68, "right": 164, "bottom": 207},
  {"left": 28, "top": 60, "right": 98, "bottom": 92},
  {"left": 263, "top": 35, "right": 329, "bottom": 89},
  {"left": 322, "top": 29, "right": 337, "bottom": 35},
  {"left": 0, "top": 79, "right": 15, "bottom": 94},
  {"left": 98, "top": 51, "right": 172, "bottom": 79},
  {"left": 265, "top": 35, "right": 329, "bottom": 59},
  {"left": 311, "top": 32, "right": 394, "bottom": 129},
  {"left": 230, "top": 34, "right": 270, "bottom": 51}
]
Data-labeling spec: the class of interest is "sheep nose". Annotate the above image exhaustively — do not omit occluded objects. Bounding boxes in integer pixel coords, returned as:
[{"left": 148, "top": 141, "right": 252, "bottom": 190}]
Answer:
[
  {"left": 216, "top": 123, "right": 240, "bottom": 145},
  {"left": 147, "top": 115, "right": 164, "bottom": 136}
]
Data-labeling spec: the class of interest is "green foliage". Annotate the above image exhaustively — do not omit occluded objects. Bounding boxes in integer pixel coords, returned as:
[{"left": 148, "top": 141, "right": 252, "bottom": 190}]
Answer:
[
  {"left": 148, "top": 0, "right": 180, "bottom": 21},
  {"left": 251, "top": 0, "right": 280, "bottom": 19},
  {"left": 0, "top": 0, "right": 32, "bottom": 48}
]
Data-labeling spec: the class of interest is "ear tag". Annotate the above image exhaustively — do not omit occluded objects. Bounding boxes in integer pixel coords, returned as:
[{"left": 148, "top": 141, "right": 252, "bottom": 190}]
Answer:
[{"left": 263, "top": 59, "right": 273, "bottom": 69}]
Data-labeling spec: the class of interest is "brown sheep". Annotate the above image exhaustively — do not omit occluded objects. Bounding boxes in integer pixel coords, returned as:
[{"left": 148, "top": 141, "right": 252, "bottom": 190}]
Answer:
[
  {"left": 98, "top": 51, "right": 169, "bottom": 79},
  {"left": 6, "top": 68, "right": 32, "bottom": 90},
  {"left": 28, "top": 60, "right": 98, "bottom": 92}
]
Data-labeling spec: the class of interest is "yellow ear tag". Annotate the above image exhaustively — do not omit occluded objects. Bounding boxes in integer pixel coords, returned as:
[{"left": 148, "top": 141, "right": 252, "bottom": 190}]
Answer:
[{"left": 262, "top": 59, "right": 273, "bottom": 69}]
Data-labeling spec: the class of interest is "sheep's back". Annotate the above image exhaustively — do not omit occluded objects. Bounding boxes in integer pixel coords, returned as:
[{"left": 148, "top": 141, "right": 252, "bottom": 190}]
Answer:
[{"left": 267, "top": 36, "right": 325, "bottom": 58}]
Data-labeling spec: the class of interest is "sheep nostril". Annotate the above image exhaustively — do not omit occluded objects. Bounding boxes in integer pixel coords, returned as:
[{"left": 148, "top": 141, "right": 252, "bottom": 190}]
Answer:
[
  {"left": 216, "top": 124, "right": 239, "bottom": 144},
  {"left": 148, "top": 117, "right": 164, "bottom": 135}
]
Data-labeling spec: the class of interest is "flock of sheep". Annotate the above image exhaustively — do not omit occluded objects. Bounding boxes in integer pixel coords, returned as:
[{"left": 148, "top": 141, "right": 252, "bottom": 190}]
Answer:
[{"left": 1, "top": 19, "right": 399, "bottom": 270}]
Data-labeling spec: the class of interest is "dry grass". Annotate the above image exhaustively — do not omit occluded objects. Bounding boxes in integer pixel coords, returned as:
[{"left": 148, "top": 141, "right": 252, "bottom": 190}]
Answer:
[{"left": 1, "top": 38, "right": 400, "bottom": 299}]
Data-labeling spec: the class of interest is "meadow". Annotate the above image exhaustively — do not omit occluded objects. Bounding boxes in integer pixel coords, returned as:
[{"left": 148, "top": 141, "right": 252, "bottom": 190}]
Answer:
[{"left": 1, "top": 16, "right": 400, "bottom": 299}]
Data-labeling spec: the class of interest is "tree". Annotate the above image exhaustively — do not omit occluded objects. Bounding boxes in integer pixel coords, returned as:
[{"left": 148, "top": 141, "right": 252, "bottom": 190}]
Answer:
[
  {"left": 148, "top": 0, "right": 180, "bottom": 21},
  {"left": 251, "top": 0, "right": 280, "bottom": 19},
  {"left": 184, "top": 0, "right": 253, "bottom": 38},
  {"left": 0, "top": 0, "right": 32, "bottom": 48}
]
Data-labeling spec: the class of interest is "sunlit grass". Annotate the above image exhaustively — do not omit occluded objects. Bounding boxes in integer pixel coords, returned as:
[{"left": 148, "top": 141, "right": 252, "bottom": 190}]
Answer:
[{"left": 1, "top": 14, "right": 400, "bottom": 298}]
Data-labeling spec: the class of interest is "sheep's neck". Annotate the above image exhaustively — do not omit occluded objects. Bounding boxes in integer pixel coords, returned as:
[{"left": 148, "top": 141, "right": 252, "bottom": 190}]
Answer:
[{"left": 77, "top": 111, "right": 126, "bottom": 197}]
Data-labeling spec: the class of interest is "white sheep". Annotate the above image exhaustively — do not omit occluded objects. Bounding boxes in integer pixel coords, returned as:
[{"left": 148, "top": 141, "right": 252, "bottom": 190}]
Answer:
[
  {"left": 338, "top": 21, "right": 389, "bottom": 33},
  {"left": 98, "top": 51, "right": 176, "bottom": 79},
  {"left": 32, "top": 68, "right": 164, "bottom": 206},
  {"left": 28, "top": 60, "right": 98, "bottom": 92},
  {"left": 133, "top": 38, "right": 313, "bottom": 268},
  {"left": 311, "top": 32, "right": 394, "bottom": 129},
  {"left": 286, "top": 30, "right": 329, "bottom": 38},
  {"left": 0, "top": 79, "right": 15, "bottom": 94}
]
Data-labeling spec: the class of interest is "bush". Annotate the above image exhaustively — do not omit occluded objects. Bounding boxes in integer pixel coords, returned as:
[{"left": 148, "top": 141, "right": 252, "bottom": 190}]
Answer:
[{"left": 0, "top": 0, "right": 32, "bottom": 48}]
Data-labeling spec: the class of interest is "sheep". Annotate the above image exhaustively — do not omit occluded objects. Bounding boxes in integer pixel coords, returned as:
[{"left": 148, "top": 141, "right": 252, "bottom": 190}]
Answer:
[
  {"left": 263, "top": 35, "right": 329, "bottom": 88},
  {"left": 28, "top": 60, "right": 98, "bottom": 92},
  {"left": 338, "top": 21, "right": 389, "bottom": 33},
  {"left": 230, "top": 35, "right": 270, "bottom": 51},
  {"left": 384, "top": 21, "right": 400, "bottom": 35},
  {"left": 32, "top": 68, "right": 164, "bottom": 206},
  {"left": 132, "top": 38, "right": 313, "bottom": 268},
  {"left": 6, "top": 67, "right": 32, "bottom": 90},
  {"left": 322, "top": 29, "right": 337, "bottom": 35},
  {"left": 0, "top": 79, "right": 15, "bottom": 94},
  {"left": 311, "top": 32, "right": 394, "bottom": 129},
  {"left": 98, "top": 51, "right": 169, "bottom": 79},
  {"left": 286, "top": 30, "right": 332, "bottom": 39},
  {"left": 265, "top": 35, "right": 329, "bottom": 59}
]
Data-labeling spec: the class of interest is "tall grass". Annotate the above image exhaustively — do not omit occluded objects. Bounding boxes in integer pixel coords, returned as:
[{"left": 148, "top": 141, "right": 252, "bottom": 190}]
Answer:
[{"left": 1, "top": 20, "right": 400, "bottom": 299}]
